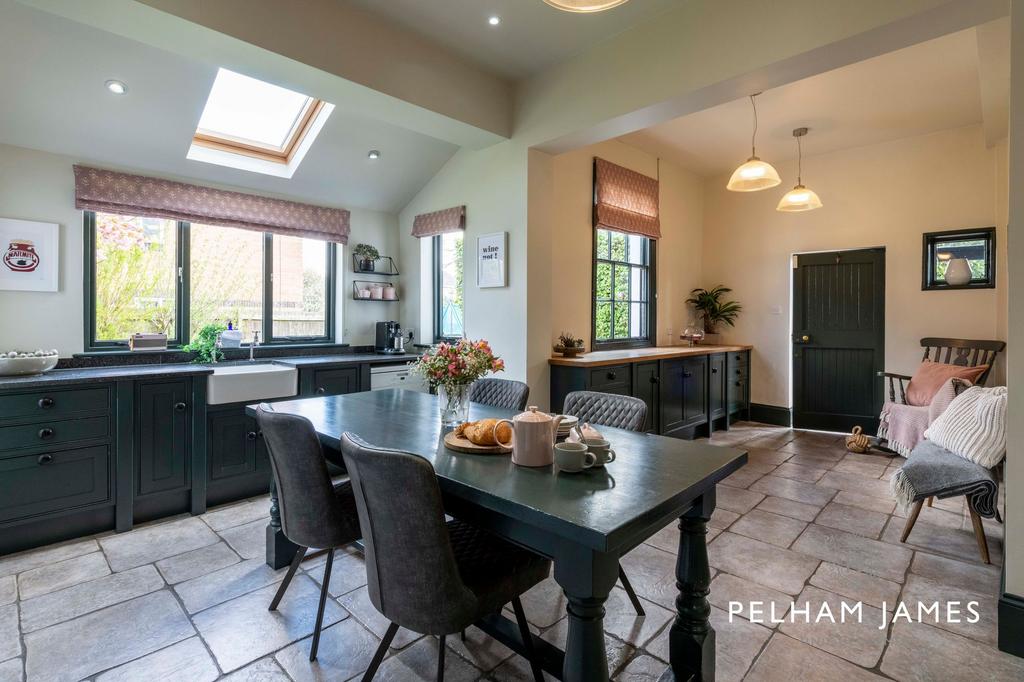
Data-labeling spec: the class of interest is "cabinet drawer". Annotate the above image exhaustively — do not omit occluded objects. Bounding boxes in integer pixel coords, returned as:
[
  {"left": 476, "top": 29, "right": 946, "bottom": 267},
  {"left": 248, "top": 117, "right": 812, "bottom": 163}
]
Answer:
[
  {"left": 730, "top": 351, "right": 749, "bottom": 367},
  {"left": 0, "top": 386, "right": 110, "bottom": 422},
  {"left": 311, "top": 367, "right": 360, "bottom": 396},
  {"left": 589, "top": 364, "right": 631, "bottom": 392},
  {"left": 0, "top": 416, "right": 109, "bottom": 453},
  {"left": 0, "top": 445, "right": 111, "bottom": 523}
]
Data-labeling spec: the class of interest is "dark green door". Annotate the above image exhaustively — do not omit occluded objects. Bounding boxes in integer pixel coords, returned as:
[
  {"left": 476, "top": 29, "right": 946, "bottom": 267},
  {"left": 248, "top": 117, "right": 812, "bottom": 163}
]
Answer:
[{"left": 793, "top": 248, "right": 885, "bottom": 432}]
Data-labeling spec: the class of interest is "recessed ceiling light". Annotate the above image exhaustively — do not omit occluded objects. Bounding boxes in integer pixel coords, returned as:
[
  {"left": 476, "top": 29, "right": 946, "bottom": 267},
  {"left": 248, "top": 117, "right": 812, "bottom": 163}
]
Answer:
[
  {"left": 105, "top": 80, "right": 127, "bottom": 95},
  {"left": 367, "top": 150, "right": 381, "bottom": 160},
  {"left": 488, "top": 15, "right": 501, "bottom": 26}
]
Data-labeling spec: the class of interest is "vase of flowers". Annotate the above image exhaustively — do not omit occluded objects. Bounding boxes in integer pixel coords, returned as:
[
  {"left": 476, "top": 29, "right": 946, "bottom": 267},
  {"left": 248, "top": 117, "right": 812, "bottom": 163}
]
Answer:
[{"left": 411, "top": 339, "right": 505, "bottom": 426}]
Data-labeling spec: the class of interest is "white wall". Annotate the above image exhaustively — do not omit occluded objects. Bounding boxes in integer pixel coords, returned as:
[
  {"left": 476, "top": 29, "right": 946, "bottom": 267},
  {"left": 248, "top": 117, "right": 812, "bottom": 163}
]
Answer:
[
  {"left": 0, "top": 143, "right": 397, "bottom": 355},
  {"left": 701, "top": 125, "right": 1006, "bottom": 407}
]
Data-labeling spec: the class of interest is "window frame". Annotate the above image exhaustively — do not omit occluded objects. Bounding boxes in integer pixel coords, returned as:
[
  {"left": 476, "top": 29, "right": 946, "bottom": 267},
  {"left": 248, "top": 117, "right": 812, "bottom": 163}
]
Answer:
[
  {"left": 591, "top": 226, "right": 657, "bottom": 351},
  {"left": 84, "top": 211, "right": 335, "bottom": 351},
  {"left": 921, "top": 226, "right": 996, "bottom": 291},
  {"left": 432, "top": 233, "right": 464, "bottom": 343}
]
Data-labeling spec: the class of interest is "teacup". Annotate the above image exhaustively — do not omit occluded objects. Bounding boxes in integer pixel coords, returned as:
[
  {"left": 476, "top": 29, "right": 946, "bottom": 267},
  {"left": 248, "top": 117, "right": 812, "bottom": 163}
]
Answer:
[
  {"left": 554, "top": 442, "right": 596, "bottom": 473},
  {"left": 583, "top": 438, "right": 616, "bottom": 467}
]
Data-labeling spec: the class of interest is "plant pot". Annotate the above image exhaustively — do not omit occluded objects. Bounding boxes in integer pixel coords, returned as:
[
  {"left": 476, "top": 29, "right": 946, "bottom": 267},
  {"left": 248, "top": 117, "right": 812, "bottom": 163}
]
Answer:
[
  {"left": 554, "top": 345, "right": 584, "bottom": 357},
  {"left": 359, "top": 258, "right": 375, "bottom": 272},
  {"left": 945, "top": 258, "right": 971, "bottom": 286}
]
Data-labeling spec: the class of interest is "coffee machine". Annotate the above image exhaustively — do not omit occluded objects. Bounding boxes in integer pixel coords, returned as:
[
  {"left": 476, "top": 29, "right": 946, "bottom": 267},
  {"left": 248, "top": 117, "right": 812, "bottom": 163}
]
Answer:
[{"left": 375, "top": 321, "right": 404, "bottom": 354}]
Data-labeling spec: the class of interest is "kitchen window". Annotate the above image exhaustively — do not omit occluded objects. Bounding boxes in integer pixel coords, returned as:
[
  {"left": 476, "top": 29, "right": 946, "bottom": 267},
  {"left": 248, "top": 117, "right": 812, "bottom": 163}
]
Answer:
[
  {"left": 433, "top": 231, "right": 464, "bottom": 342},
  {"left": 85, "top": 211, "right": 335, "bottom": 350},
  {"left": 593, "top": 227, "right": 655, "bottom": 349}
]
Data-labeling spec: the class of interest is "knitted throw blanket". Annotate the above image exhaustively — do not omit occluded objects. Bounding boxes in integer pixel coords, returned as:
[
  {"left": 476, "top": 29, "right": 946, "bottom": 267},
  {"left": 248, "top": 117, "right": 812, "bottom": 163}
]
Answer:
[{"left": 890, "top": 440, "right": 999, "bottom": 517}]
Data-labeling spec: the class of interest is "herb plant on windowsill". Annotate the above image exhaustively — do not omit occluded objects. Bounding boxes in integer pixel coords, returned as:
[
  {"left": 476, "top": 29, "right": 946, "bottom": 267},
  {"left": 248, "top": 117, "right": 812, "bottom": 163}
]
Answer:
[{"left": 183, "top": 322, "right": 226, "bottom": 364}]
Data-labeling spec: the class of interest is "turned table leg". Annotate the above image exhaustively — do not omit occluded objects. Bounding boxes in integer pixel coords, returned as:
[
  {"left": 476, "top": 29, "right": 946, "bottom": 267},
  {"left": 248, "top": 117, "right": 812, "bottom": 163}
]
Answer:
[
  {"left": 554, "top": 548, "right": 619, "bottom": 682},
  {"left": 670, "top": 491, "right": 716, "bottom": 681},
  {"left": 266, "top": 478, "right": 300, "bottom": 569}
]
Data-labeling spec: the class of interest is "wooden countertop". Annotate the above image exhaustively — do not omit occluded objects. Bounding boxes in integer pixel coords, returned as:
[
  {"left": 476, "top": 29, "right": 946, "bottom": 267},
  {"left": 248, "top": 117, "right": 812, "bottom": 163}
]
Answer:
[{"left": 548, "top": 344, "right": 752, "bottom": 367}]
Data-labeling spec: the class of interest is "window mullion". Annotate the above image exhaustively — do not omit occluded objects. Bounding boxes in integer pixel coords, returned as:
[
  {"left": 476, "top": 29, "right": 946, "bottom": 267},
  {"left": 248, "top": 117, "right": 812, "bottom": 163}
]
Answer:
[
  {"left": 178, "top": 222, "right": 190, "bottom": 346},
  {"left": 263, "top": 232, "right": 273, "bottom": 342}
]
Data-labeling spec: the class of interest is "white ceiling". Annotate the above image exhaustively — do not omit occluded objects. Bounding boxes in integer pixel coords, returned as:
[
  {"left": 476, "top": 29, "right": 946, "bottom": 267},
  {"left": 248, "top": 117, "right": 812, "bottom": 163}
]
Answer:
[
  {"left": 346, "top": 0, "right": 679, "bottom": 79},
  {"left": 0, "top": 1, "right": 458, "bottom": 213},
  {"left": 620, "top": 27, "right": 1003, "bottom": 177}
]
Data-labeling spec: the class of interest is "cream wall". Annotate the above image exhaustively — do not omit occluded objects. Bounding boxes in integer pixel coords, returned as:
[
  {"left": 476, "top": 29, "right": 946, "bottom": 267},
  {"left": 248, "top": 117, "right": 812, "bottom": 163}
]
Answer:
[
  {"left": 0, "top": 143, "right": 397, "bottom": 354},
  {"left": 701, "top": 125, "right": 1006, "bottom": 407}
]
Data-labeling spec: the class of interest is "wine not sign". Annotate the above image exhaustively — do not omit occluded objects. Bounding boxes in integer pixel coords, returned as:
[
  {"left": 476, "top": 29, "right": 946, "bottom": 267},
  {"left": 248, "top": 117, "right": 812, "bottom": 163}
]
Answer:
[{"left": 477, "top": 231, "right": 507, "bottom": 288}]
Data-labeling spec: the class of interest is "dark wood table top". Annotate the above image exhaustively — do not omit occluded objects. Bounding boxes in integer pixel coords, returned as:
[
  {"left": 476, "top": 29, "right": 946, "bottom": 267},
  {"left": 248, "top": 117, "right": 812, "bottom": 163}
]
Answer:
[{"left": 251, "top": 389, "right": 746, "bottom": 553}]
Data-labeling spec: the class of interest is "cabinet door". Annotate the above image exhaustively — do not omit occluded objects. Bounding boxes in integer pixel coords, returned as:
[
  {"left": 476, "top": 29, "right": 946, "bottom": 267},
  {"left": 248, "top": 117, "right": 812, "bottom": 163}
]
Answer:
[
  {"left": 658, "top": 358, "right": 687, "bottom": 437},
  {"left": 631, "top": 361, "right": 659, "bottom": 434},
  {"left": 136, "top": 380, "right": 190, "bottom": 496},
  {"left": 681, "top": 356, "right": 708, "bottom": 425},
  {"left": 310, "top": 367, "right": 360, "bottom": 396},
  {"left": 709, "top": 353, "right": 727, "bottom": 419},
  {"left": 207, "top": 409, "right": 256, "bottom": 481},
  {"left": 728, "top": 352, "right": 749, "bottom": 414}
]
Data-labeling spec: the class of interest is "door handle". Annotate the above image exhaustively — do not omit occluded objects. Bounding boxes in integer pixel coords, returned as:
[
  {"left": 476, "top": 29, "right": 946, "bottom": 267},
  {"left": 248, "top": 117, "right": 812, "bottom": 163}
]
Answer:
[
  {"left": 173, "top": 402, "right": 187, "bottom": 412},
  {"left": 794, "top": 334, "right": 811, "bottom": 343}
]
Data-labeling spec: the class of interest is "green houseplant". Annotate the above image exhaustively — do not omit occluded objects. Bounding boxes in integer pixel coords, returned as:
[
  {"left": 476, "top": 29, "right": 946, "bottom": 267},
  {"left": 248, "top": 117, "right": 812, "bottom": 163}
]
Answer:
[
  {"left": 183, "top": 322, "right": 227, "bottom": 364},
  {"left": 554, "top": 332, "right": 585, "bottom": 357},
  {"left": 352, "top": 243, "right": 380, "bottom": 272},
  {"left": 687, "top": 286, "right": 742, "bottom": 334}
]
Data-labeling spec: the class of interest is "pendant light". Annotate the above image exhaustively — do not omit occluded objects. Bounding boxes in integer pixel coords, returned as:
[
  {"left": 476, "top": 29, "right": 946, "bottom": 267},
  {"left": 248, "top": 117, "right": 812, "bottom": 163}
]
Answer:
[
  {"left": 726, "top": 93, "right": 781, "bottom": 192},
  {"left": 542, "top": 0, "right": 630, "bottom": 11},
  {"left": 777, "top": 127, "right": 823, "bottom": 212}
]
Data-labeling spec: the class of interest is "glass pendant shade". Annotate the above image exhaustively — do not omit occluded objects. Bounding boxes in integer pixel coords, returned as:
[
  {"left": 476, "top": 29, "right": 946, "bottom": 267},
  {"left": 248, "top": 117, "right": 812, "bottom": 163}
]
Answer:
[
  {"left": 542, "top": 0, "right": 630, "bottom": 12},
  {"left": 726, "top": 157, "right": 782, "bottom": 192},
  {"left": 776, "top": 184, "right": 823, "bottom": 212}
]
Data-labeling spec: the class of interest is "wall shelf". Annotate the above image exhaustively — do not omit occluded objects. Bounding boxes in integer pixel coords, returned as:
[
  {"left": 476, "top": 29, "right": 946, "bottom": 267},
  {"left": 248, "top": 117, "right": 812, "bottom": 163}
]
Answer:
[
  {"left": 352, "top": 254, "right": 399, "bottom": 276},
  {"left": 352, "top": 280, "right": 399, "bottom": 302}
]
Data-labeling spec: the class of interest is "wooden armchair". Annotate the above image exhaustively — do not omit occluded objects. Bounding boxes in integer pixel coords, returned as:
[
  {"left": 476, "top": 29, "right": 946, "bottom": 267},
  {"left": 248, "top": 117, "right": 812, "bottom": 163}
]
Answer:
[{"left": 879, "top": 338, "right": 1005, "bottom": 404}]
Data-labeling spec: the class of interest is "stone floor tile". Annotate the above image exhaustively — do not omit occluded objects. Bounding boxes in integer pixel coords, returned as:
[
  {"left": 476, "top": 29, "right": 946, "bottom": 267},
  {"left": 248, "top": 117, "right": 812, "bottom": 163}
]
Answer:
[
  {"left": 881, "top": 517, "right": 1002, "bottom": 564},
  {"left": 910, "top": 552, "right": 1001, "bottom": 596},
  {"left": 612, "top": 653, "right": 666, "bottom": 681},
  {"left": 706, "top": 527, "right": 723, "bottom": 543},
  {"left": 20, "top": 564, "right": 165, "bottom": 633},
  {"left": 749, "top": 476, "right": 835, "bottom": 507},
  {"left": 728, "top": 509, "right": 807, "bottom": 548},
  {"left": 597, "top": 587, "right": 673, "bottom": 647},
  {"left": 784, "top": 451, "right": 844, "bottom": 466},
  {"left": 793, "top": 524, "right": 911, "bottom": 582},
  {"left": 842, "top": 452, "right": 894, "bottom": 464},
  {"left": 644, "top": 524, "right": 680, "bottom": 554},
  {"left": 0, "top": 577, "right": 14, "bottom": 606},
  {"left": 813, "top": 502, "right": 888, "bottom": 539},
  {"left": 880, "top": 621, "right": 1024, "bottom": 681},
  {"left": 217, "top": 518, "right": 269, "bottom": 561},
  {"left": 708, "top": 533, "right": 818, "bottom": 595},
  {"left": 219, "top": 657, "right": 291, "bottom": 682},
  {"left": 16, "top": 551, "right": 109, "bottom": 600},
  {"left": 740, "top": 459, "right": 780, "bottom": 475},
  {"left": 720, "top": 466, "right": 765, "bottom": 489},
  {"left": 715, "top": 485, "right": 764, "bottom": 514},
  {"left": 302, "top": 547, "right": 367, "bottom": 598},
  {"left": 375, "top": 635, "right": 482, "bottom": 682},
  {"left": 831, "top": 460, "right": 888, "bottom": 479},
  {"left": 745, "top": 447, "right": 792, "bottom": 466},
  {"left": 709, "top": 508, "right": 741, "bottom": 530},
  {"left": 517, "top": 576, "right": 568, "bottom": 629},
  {"left": 23, "top": 590, "right": 194, "bottom": 682},
  {"left": 770, "top": 462, "right": 828, "bottom": 483},
  {"left": 193, "top": 576, "right": 347, "bottom": 673},
  {"left": 809, "top": 562, "right": 900, "bottom": 609},
  {"left": 446, "top": 624, "right": 517, "bottom": 672},
  {"left": 617, "top": 543, "right": 681, "bottom": 606},
  {"left": 540, "top": 617, "right": 633, "bottom": 676},
  {"left": 175, "top": 558, "right": 283, "bottom": 614},
  {"left": 202, "top": 496, "right": 271, "bottom": 532},
  {"left": 0, "top": 658, "right": 21, "bottom": 682},
  {"left": 99, "top": 517, "right": 219, "bottom": 571},
  {"left": 745, "top": 633, "right": 883, "bottom": 681},
  {"left": 900, "top": 574, "right": 998, "bottom": 645},
  {"left": 706, "top": 573, "right": 791, "bottom": 626},
  {"left": 776, "top": 440, "right": 845, "bottom": 458},
  {"left": 95, "top": 636, "right": 218, "bottom": 682},
  {"left": 0, "top": 605, "right": 19, "bottom": 662},
  {"left": 833, "top": 490, "right": 895, "bottom": 515},
  {"left": 893, "top": 503, "right": 1005, "bottom": 540},
  {"left": 155, "top": 541, "right": 240, "bottom": 585},
  {"left": 338, "top": 585, "right": 423, "bottom": 650},
  {"left": 275, "top": 617, "right": 381, "bottom": 682},
  {"left": 648, "top": 606, "right": 770, "bottom": 681},
  {"left": 0, "top": 538, "right": 98, "bottom": 579},
  {"left": 779, "top": 585, "right": 886, "bottom": 667},
  {"left": 816, "top": 472, "right": 892, "bottom": 500},
  {"left": 754, "top": 496, "right": 822, "bottom": 522}
]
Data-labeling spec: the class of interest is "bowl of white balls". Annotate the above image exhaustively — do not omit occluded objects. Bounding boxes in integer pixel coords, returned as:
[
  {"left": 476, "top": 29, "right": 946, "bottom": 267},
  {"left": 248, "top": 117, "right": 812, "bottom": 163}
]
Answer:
[{"left": 0, "top": 349, "right": 59, "bottom": 376}]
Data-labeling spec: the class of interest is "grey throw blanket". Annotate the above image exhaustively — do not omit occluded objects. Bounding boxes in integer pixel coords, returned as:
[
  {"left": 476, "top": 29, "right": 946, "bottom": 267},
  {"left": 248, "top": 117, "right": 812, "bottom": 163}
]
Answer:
[{"left": 890, "top": 440, "right": 999, "bottom": 518}]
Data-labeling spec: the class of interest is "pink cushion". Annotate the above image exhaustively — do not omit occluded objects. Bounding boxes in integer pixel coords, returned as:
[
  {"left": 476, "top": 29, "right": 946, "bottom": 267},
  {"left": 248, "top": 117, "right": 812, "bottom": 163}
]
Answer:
[{"left": 906, "top": 360, "right": 988, "bottom": 406}]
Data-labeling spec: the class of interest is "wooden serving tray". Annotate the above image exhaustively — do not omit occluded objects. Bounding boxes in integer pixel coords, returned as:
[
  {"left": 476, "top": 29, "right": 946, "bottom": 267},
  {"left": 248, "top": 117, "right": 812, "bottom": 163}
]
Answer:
[{"left": 443, "top": 431, "right": 511, "bottom": 455}]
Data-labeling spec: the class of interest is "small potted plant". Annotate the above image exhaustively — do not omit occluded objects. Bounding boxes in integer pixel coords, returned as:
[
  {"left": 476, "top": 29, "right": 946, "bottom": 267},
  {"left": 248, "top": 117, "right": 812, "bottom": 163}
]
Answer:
[
  {"left": 686, "top": 286, "right": 742, "bottom": 337},
  {"left": 353, "top": 243, "right": 380, "bottom": 272},
  {"left": 554, "top": 332, "right": 585, "bottom": 357}
]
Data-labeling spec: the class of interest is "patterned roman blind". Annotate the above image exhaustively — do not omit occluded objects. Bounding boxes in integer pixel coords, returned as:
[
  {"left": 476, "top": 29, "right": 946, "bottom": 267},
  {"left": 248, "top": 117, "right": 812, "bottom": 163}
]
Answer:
[
  {"left": 593, "top": 157, "right": 661, "bottom": 239},
  {"left": 73, "top": 165, "right": 351, "bottom": 243},
  {"left": 411, "top": 205, "right": 465, "bottom": 238}
]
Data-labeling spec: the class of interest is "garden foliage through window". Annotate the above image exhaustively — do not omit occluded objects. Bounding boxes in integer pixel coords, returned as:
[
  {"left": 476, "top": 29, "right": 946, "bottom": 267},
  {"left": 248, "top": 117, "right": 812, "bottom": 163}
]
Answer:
[
  {"left": 433, "top": 232, "right": 464, "bottom": 341},
  {"left": 594, "top": 228, "right": 654, "bottom": 347}
]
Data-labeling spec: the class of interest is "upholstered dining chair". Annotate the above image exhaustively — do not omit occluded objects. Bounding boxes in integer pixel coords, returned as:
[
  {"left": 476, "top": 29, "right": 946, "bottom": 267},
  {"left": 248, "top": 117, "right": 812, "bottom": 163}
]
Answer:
[
  {"left": 255, "top": 404, "right": 362, "bottom": 662},
  {"left": 340, "top": 432, "right": 549, "bottom": 682},
  {"left": 468, "top": 378, "right": 531, "bottom": 412},
  {"left": 561, "top": 390, "right": 648, "bottom": 616}
]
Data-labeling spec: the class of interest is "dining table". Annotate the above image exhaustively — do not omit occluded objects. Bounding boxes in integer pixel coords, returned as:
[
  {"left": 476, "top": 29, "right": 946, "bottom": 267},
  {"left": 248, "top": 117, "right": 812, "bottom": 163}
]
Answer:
[{"left": 249, "top": 388, "right": 747, "bottom": 682}]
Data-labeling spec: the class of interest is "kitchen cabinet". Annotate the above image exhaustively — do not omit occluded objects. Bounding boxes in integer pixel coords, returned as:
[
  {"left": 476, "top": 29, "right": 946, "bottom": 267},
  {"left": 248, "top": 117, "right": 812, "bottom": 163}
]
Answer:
[
  {"left": 136, "top": 380, "right": 190, "bottom": 497},
  {"left": 631, "top": 361, "right": 659, "bottom": 434},
  {"left": 302, "top": 366, "right": 361, "bottom": 397},
  {"left": 206, "top": 405, "right": 271, "bottom": 506},
  {"left": 709, "top": 353, "right": 727, "bottom": 421},
  {"left": 659, "top": 356, "right": 708, "bottom": 438}
]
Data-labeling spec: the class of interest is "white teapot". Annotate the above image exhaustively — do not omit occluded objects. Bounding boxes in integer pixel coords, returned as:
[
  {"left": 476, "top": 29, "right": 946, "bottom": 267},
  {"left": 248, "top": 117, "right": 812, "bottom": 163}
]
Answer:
[{"left": 494, "top": 406, "right": 565, "bottom": 467}]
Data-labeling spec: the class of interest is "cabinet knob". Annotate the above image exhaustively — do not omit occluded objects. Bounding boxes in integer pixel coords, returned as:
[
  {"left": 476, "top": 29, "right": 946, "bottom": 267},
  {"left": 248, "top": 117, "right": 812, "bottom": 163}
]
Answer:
[
  {"left": 316, "top": 387, "right": 326, "bottom": 395},
  {"left": 606, "top": 371, "right": 617, "bottom": 380},
  {"left": 735, "top": 381, "right": 743, "bottom": 387},
  {"left": 38, "top": 397, "right": 54, "bottom": 409},
  {"left": 38, "top": 427, "right": 54, "bottom": 440},
  {"left": 650, "top": 375, "right": 659, "bottom": 384},
  {"left": 37, "top": 454, "right": 54, "bottom": 465},
  {"left": 246, "top": 431, "right": 257, "bottom": 441},
  {"left": 174, "top": 402, "right": 187, "bottom": 412},
  {"left": 683, "top": 372, "right": 692, "bottom": 379},
  {"left": 712, "top": 367, "right": 719, "bottom": 374}
]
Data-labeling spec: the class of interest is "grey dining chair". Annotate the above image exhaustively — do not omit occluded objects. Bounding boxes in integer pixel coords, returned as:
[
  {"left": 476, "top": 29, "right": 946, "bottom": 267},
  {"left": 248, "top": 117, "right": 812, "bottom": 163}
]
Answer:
[
  {"left": 469, "top": 378, "right": 531, "bottom": 411},
  {"left": 340, "top": 432, "right": 550, "bottom": 682},
  {"left": 562, "top": 390, "right": 648, "bottom": 616},
  {"left": 255, "top": 404, "right": 362, "bottom": 662}
]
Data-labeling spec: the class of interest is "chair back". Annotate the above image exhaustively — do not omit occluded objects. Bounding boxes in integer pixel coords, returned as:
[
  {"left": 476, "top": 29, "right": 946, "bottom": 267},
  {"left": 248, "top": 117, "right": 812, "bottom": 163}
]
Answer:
[
  {"left": 920, "top": 338, "right": 1005, "bottom": 386},
  {"left": 340, "top": 433, "right": 477, "bottom": 634},
  {"left": 469, "top": 378, "right": 530, "bottom": 411},
  {"left": 563, "top": 390, "right": 647, "bottom": 432},
  {"left": 255, "top": 404, "right": 353, "bottom": 549}
]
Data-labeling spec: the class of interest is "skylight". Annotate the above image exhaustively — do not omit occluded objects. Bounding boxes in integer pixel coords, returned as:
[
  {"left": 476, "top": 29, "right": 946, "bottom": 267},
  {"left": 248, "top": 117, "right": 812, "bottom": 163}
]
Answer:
[{"left": 188, "top": 68, "right": 333, "bottom": 178}]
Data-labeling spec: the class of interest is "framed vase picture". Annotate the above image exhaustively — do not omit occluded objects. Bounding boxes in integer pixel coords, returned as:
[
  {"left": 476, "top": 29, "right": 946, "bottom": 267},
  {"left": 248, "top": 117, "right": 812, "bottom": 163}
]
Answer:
[
  {"left": 0, "top": 218, "right": 59, "bottom": 292},
  {"left": 477, "top": 231, "right": 507, "bottom": 288}
]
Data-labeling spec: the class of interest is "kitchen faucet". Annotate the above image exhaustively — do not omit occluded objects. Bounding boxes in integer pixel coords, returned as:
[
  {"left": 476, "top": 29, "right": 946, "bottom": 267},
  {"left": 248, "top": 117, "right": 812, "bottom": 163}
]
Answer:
[{"left": 249, "top": 330, "right": 260, "bottom": 361}]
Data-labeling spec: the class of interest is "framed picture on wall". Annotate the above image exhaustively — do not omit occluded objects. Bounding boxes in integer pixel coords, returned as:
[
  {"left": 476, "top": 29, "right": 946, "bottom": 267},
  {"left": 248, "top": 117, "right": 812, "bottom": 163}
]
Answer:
[
  {"left": 477, "top": 231, "right": 507, "bottom": 288},
  {"left": 0, "top": 218, "right": 59, "bottom": 292}
]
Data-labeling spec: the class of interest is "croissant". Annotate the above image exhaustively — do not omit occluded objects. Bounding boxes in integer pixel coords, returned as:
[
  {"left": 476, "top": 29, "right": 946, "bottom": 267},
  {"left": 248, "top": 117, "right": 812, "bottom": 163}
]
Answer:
[{"left": 454, "top": 418, "right": 511, "bottom": 446}]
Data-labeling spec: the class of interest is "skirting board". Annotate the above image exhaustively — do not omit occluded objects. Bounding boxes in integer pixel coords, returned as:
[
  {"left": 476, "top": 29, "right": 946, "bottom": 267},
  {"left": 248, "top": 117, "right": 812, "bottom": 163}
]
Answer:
[
  {"left": 1000, "top": 568, "right": 1024, "bottom": 658},
  {"left": 750, "top": 403, "right": 792, "bottom": 427}
]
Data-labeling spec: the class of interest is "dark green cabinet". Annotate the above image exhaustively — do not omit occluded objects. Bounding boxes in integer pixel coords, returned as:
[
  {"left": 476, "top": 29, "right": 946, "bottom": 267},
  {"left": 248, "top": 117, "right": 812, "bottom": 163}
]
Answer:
[
  {"left": 632, "top": 361, "right": 659, "bottom": 434},
  {"left": 709, "top": 353, "right": 727, "bottom": 420},
  {"left": 0, "top": 445, "right": 111, "bottom": 524},
  {"left": 136, "top": 380, "right": 190, "bottom": 497},
  {"left": 728, "top": 352, "right": 750, "bottom": 418},
  {"left": 308, "top": 366, "right": 360, "bottom": 396},
  {"left": 659, "top": 356, "right": 708, "bottom": 438},
  {"left": 208, "top": 409, "right": 259, "bottom": 481}
]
